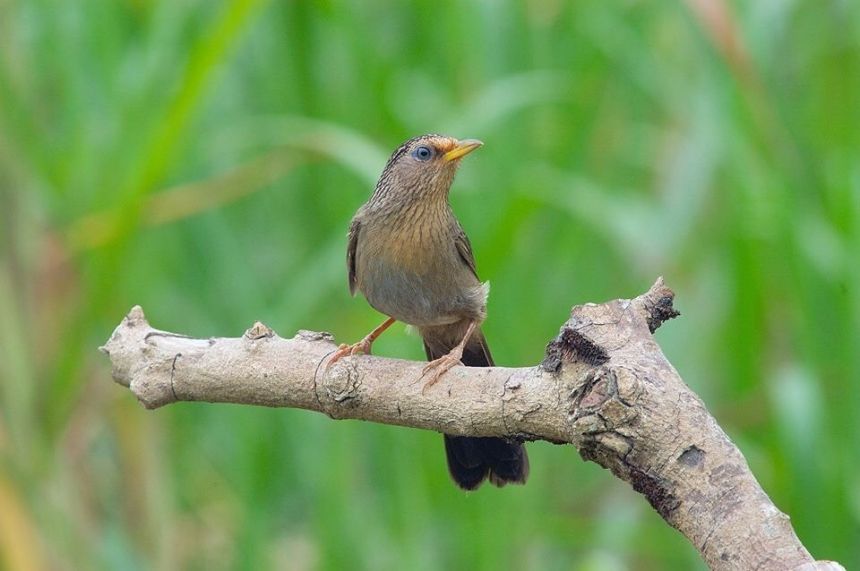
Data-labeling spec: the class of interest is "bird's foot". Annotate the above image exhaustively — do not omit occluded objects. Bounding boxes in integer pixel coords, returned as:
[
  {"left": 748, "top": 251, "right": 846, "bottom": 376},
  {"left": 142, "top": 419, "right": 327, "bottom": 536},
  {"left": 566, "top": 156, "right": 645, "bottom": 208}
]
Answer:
[
  {"left": 327, "top": 337, "right": 373, "bottom": 368},
  {"left": 421, "top": 348, "right": 464, "bottom": 392}
]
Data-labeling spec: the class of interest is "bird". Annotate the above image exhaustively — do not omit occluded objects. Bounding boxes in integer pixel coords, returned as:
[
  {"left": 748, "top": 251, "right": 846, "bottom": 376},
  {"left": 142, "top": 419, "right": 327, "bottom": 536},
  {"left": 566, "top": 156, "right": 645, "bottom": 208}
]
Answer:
[{"left": 328, "top": 134, "right": 529, "bottom": 490}]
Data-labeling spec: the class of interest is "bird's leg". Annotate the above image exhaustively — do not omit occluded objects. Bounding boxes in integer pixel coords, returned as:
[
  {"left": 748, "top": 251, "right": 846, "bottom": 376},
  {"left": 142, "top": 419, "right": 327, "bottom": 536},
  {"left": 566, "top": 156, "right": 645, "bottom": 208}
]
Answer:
[
  {"left": 327, "top": 317, "right": 396, "bottom": 367},
  {"left": 422, "top": 320, "right": 477, "bottom": 391}
]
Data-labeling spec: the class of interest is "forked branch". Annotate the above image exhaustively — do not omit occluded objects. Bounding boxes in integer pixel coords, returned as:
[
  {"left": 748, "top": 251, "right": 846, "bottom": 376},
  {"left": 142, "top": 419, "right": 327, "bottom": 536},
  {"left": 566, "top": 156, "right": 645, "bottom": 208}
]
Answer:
[{"left": 100, "top": 278, "right": 842, "bottom": 571}]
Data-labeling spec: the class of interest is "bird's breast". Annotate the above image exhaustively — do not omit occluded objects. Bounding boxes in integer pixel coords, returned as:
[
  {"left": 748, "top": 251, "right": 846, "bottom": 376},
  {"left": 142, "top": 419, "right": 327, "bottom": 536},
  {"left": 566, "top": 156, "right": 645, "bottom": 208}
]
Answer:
[{"left": 354, "top": 215, "right": 486, "bottom": 327}]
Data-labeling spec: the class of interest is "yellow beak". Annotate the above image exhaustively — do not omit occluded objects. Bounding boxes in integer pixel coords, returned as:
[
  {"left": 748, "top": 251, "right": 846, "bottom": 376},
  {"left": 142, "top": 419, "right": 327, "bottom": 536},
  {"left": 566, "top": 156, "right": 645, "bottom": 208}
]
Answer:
[{"left": 443, "top": 139, "right": 483, "bottom": 162}]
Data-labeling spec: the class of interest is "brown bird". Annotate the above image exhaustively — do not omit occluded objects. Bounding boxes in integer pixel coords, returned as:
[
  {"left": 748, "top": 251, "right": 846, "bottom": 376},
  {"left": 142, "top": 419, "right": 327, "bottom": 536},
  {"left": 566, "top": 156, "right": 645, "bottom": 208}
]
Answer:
[{"left": 329, "top": 134, "right": 529, "bottom": 490}]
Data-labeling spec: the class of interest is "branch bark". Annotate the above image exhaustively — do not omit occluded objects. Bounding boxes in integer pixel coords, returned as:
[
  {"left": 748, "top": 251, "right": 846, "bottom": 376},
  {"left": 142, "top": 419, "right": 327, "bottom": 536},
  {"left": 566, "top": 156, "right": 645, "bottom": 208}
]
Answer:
[{"left": 101, "top": 278, "right": 843, "bottom": 571}]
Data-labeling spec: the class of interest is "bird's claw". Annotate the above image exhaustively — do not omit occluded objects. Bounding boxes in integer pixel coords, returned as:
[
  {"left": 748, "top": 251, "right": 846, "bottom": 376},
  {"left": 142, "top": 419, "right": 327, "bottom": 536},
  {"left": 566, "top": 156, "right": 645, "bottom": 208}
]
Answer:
[
  {"left": 421, "top": 353, "right": 464, "bottom": 393},
  {"left": 326, "top": 338, "right": 372, "bottom": 369}
]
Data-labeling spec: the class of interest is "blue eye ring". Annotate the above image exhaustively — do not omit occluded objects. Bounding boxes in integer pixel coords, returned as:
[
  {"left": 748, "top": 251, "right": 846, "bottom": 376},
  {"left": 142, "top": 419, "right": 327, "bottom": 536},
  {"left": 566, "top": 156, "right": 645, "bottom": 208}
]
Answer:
[{"left": 413, "top": 145, "right": 433, "bottom": 161}]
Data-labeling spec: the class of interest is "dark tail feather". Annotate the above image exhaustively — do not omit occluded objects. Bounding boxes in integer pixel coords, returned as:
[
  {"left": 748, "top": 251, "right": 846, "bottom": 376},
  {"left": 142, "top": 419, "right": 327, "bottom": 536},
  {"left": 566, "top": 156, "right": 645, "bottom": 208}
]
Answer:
[
  {"left": 444, "top": 435, "right": 490, "bottom": 491},
  {"left": 444, "top": 435, "right": 529, "bottom": 490},
  {"left": 425, "top": 328, "right": 529, "bottom": 490}
]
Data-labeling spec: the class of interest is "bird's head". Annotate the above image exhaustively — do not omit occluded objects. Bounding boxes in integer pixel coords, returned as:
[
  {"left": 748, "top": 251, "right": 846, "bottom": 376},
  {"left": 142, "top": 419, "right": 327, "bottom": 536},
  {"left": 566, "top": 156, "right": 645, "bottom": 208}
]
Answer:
[{"left": 372, "top": 134, "right": 483, "bottom": 205}]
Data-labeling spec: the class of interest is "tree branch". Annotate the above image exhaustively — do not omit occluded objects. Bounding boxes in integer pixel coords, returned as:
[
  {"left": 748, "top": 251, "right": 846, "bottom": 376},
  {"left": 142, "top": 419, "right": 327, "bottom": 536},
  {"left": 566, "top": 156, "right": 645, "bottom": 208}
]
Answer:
[{"left": 100, "top": 278, "right": 843, "bottom": 571}]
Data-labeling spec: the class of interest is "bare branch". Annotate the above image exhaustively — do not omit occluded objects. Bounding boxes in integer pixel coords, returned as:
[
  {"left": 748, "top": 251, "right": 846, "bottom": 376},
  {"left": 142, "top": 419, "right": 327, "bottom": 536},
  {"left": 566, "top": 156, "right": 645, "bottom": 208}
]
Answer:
[{"left": 100, "top": 278, "right": 842, "bottom": 571}]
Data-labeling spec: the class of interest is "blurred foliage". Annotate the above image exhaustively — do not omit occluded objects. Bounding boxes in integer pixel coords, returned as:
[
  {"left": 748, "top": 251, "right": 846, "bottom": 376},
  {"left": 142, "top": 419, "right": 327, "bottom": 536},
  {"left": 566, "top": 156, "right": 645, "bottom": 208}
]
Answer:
[{"left": 0, "top": 0, "right": 858, "bottom": 569}]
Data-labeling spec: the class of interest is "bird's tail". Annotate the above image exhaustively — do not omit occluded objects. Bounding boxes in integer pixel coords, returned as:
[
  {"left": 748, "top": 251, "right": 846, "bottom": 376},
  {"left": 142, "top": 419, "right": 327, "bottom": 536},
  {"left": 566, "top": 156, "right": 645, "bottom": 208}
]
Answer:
[{"left": 423, "top": 326, "right": 529, "bottom": 490}]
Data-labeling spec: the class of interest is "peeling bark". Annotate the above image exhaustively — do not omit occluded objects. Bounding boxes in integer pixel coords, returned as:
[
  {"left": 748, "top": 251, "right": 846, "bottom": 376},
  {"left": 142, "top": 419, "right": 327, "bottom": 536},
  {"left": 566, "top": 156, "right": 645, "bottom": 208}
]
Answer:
[{"left": 100, "top": 278, "right": 843, "bottom": 571}]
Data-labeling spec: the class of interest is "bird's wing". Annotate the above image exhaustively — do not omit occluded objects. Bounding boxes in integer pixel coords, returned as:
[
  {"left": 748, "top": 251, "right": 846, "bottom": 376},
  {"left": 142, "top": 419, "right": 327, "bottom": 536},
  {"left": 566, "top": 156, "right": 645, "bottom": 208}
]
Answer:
[
  {"left": 347, "top": 218, "right": 361, "bottom": 296},
  {"left": 453, "top": 223, "right": 480, "bottom": 280}
]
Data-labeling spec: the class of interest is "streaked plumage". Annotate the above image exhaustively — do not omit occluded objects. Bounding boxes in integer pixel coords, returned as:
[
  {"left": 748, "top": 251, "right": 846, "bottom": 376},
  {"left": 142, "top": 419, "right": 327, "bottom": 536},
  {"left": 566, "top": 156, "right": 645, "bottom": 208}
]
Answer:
[{"left": 338, "top": 134, "right": 529, "bottom": 490}]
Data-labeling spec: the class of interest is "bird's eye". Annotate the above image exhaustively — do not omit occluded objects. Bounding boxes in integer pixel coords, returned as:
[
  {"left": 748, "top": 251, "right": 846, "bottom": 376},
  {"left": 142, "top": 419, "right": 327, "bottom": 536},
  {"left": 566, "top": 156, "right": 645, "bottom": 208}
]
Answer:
[{"left": 413, "top": 145, "right": 433, "bottom": 161}]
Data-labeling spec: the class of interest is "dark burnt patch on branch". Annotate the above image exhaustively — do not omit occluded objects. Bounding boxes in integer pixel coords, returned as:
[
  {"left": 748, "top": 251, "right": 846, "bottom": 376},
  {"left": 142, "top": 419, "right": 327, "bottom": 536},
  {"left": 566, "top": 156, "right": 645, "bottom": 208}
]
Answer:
[
  {"left": 541, "top": 328, "right": 609, "bottom": 372},
  {"left": 629, "top": 466, "right": 681, "bottom": 520},
  {"left": 638, "top": 279, "right": 681, "bottom": 333},
  {"left": 646, "top": 295, "right": 680, "bottom": 333}
]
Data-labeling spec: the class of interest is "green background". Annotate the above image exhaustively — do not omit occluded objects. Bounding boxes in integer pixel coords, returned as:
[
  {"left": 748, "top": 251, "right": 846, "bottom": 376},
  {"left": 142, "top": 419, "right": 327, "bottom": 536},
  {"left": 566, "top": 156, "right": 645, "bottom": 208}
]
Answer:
[{"left": 1, "top": 1, "right": 858, "bottom": 569}]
